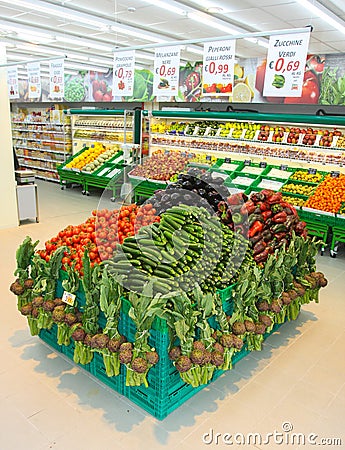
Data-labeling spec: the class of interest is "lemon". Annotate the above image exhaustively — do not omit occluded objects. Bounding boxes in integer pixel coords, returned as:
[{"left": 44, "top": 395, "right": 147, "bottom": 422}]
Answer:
[
  {"left": 234, "top": 64, "right": 244, "bottom": 79},
  {"left": 244, "top": 74, "right": 255, "bottom": 98},
  {"left": 233, "top": 83, "right": 252, "bottom": 102}
]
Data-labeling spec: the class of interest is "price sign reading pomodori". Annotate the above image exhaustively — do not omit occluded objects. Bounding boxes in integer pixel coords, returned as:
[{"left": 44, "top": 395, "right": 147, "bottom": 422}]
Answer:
[
  {"left": 153, "top": 45, "right": 180, "bottom": 96},
  {"left": 202, "top": 40, "right": 235, "bottom": 96},
  {"left": 263, "top": 31, "right": 310, "bottom": 97},
  {"left": 113, "top": 50, "right": 135, "bottom": 97}
]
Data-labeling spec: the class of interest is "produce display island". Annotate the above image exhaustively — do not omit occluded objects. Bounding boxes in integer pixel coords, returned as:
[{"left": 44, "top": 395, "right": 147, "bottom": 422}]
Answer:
[{"left": 11, "top": 181, "right": 327, "bottom": 419}]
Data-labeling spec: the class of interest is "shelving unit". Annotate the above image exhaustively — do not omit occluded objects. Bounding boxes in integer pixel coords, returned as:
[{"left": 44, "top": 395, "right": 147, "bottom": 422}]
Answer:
[
  {"left": 148, "top": 111, "right": 345, "bottom": 172},
  {"left": 12, "top": 113, "right": 72, "bottom": 183},
  {"left": 58, "top": 109, "right": 141, "bottom": 197}
]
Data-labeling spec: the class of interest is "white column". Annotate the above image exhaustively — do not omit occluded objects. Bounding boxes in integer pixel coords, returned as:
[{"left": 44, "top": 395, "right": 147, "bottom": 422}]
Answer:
[{"left": 0, "top": 44, "right": 19, "bottom": 228}]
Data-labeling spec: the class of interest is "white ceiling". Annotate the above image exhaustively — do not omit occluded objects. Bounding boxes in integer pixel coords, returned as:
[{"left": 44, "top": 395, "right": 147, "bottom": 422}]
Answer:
[{"left": 1, "top": 0, "right": 345, "bottom": 74}]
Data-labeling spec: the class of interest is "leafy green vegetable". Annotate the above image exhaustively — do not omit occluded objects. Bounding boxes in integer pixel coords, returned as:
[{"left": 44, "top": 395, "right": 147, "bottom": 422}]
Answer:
[{"left": 319, "top": 67, "right": 345, "bottom": 105}]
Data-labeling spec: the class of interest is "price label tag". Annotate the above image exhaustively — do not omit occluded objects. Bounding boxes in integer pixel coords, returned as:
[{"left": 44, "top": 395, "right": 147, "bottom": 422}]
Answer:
[
  {"left": 268, "top": 130, "right": 275, "bottom": 141},
  {"left": 204, "top": 126, "right": 212, "bottom": 136},
  {"left": 113, "top": 50, "right": 135, "bottom": 96},
  {"left": 202, "top": 40, "right": 235, "bottom": 97},
  {"left": 193, "top": 126, "right": 200, "bottom": 136},
  {"left": 308, "top": 168, "right": 317, "bottom": 175},
  {"left": 259, "top": 161, "right": 267, "bottom": 168},
  {"left": 62, "top": 291, "right": 76, "bottom": 306},
  {"left": 315, "top": 134, "right": 322, "bottom": 146},
  {"left": 298, "top": 134, "right": 305, "bottom": 145},
  {"left": 225, "top": 157, "right": 232, "bottom": 163},
  {"left": 280, "top": 164, "right": 288, "bottom": 171},
  {"left": 263, "top": 31, "right": 310, "bottom": 98},
  {"left": 153, "top": 45, "right": 180, "bottom": 96},
  {"left": 244, "top": 159, "right": 251, "bottom": 166},
  {"left": 206, "top": 155, "right": 212, "bottom": 161},
  {"left": 331, "top": 171, "right": 340, "bottom": 178}
]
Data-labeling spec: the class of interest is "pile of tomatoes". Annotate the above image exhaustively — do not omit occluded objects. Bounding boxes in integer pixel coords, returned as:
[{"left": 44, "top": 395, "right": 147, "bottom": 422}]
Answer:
[{"left": 37, "top": 203, "right": 160, "bottom": 275}]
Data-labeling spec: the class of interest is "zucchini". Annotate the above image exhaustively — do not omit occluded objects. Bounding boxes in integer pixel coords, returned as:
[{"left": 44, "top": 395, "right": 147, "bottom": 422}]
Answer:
[{"left": 139, "top": 256, "right": 157, "bottom": 268}]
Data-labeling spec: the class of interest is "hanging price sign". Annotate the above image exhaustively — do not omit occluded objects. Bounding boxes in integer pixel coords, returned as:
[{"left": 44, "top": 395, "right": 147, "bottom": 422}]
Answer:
[
  {"left": 113, "top": 50, "right": 135, "bottom": 96},
  {"left": 202, "top": 40, "right": 235, "bottom": 96},
  {"left": 263, "top": 31, "right": 310, "bottom": 97},
  {"left": 7, "top": 66, "right": 19, "bottom": 99},
  {"left": 49, "top": 59, "right": 64, "bottom": 99},
  {"left": 27, "top": 62, "right": 41, "bottom": 99},
  {"left": 153, "top": 45, "right": 180, "bottom": 96}
]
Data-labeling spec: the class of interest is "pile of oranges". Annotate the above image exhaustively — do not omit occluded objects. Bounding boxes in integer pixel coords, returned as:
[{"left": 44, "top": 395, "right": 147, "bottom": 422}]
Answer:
[
  {"left": 65, "top": 143, "right": 106, "bottom": 170},
  {"left": 305, "top": 174, "right": 345, "bottom": 213}
]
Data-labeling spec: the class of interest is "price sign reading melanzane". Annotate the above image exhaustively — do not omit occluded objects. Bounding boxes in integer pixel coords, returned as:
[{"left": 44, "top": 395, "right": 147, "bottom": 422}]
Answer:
[
  {"left": 202, "top": 40, "right": 235, "bottom": 96},
  {"left": 263, "top": 31, "right": 310, "bottom": 98},
  {"left": 153, "top": 45, "right": 180, "bottom": 96},
  {"left": 113, "top": 51, "right": 135, "bottom": 97}
]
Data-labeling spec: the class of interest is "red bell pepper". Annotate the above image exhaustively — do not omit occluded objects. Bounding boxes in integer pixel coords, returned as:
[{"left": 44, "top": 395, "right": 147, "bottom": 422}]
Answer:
[{"left": 248, "top": 220, "right": 264, "bottom": 238}]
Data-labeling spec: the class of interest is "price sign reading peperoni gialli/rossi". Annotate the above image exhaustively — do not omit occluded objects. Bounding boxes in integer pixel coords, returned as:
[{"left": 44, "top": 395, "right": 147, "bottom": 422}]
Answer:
[
  {"left": 263, "top": 31, "right": 310, "bottom": 97},
  {"left": 27, "top": 62, "right": 41, "bottom": 99},
  {"left": 202, "top": 40, "right": 235, "bottom": 96},
  {"left": 49, "top": 59, "right": 64, "bottom": 99},
  {"left": 153, "top": 46, "right": 180, "bottom": 97},
  {"left": 7, "top": 66, "right": 19, "bottom": 99},
  {"left": 113, "top": 50, "right": 135, "bottom": 96}
]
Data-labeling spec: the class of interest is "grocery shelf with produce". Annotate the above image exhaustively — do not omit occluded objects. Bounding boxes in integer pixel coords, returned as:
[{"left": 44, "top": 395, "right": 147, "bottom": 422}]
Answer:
[
  {"left": 148, "top": 111, "right": 345, "bottom": 171},
  {"left": 11, "top": 107, "right": 72, "bottom": 183},
  {"left": 58, "top": 109, "right": 142, "bottom": 198},
  {"left": 69, "top": 109, "right": 141, "bottom": 155}
]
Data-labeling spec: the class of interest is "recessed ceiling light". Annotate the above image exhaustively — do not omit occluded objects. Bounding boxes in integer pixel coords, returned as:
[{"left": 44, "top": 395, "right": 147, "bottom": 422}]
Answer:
[{"left": 206, "top": 7, "right": 223, "bottom": 13}]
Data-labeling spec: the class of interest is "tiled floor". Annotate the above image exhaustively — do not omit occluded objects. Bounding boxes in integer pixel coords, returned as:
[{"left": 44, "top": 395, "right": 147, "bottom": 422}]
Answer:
[{"left": 1, "top": 180, "right": 344, "bottom": 450}]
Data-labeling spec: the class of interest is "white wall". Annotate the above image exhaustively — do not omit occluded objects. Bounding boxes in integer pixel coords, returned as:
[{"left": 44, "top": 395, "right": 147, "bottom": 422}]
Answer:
[{"left": 0, "top": 44, "right": 19, "bottom": 229}]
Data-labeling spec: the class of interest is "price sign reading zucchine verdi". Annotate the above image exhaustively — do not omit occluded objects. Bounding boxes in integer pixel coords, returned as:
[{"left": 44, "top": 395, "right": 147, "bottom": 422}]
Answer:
[
  {"left": 153, "top": 45, "right": 180, "bottom": 96},
  {"left": 263, "top": 31, "right": 310, "bottom": 97},
  {"left": 202, "top": 40, "right": 235, "bottom": 96},
  {"left": 113, "top": 50, "right": 135, "bottom": 96}
]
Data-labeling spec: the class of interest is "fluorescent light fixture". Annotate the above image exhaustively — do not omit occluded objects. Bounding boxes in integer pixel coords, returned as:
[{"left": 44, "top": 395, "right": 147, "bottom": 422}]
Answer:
[
  {"left": 296, "top": 0, "right": 345, "bottom": 35},
  {"left": 55, "top": 36, "right": 114, "bottom": 53},
  {"left": 0, "top": 23, "right": 54, "bottom": 44},
  {"left": 187, "top": 12, "right": 239, "bottom": 34},
  {"left": 0, "top": 0, "right": 106, "bottom": 29},
  {"left": 185, "top": 46, "right": 204, "bottom": 55},
  {"left": 110, "top": 25, "right": 166, "bottom": 43},
  {"left": 64, "top": 62, "right": 109, "bottom": 73},
  {"left": 141, "top": 0, "right": 186, "bottom": 16},
  {"left": 88, "top": 57, "right": 113, "bottom": 65}
]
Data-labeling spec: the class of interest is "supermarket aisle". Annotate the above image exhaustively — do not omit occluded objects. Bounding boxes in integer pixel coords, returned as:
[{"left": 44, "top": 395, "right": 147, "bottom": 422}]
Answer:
[{"left": 1, "top": 180, "right": 345, "bottom": 450}]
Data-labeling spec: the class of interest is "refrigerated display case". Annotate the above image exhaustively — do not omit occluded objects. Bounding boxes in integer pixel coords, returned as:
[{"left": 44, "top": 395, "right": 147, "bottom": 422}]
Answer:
[{"left": 148, "top": 110, "right": 345, "bottom": 171}]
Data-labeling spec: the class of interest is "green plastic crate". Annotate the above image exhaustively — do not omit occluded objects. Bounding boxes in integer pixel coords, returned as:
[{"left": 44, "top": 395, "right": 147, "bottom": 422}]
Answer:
[
  {"left": 281, "top": 179, "right": 317, "bottom": 198},
  {"left": 288, "top": 169, "right": 327, "bottom": 185},
  {"left": 209, "top": 159, "right": 244, "bottom": 174},
  {"left": 90, "top": 352, "right": 125, "bottom": 395},
  {"left": 280, "top": 192, "right": 308, "bottom": 209},
  {"left": 224, "top": 171, "right": 258, "bottom": 191},
  {"left": 262, "top": 165, "right": 295, "bottom": 182},
  {"left": 299, "top": 208, "right": 336, "bottom": 227},
  {"left": 334, "top": 213, "right": 345, "bottom": 228},
  {"left": 39, "top": 324, "right": 62, "bottom": 352}
]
